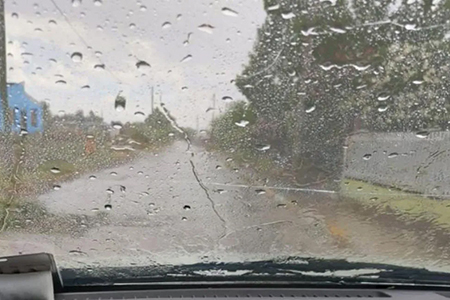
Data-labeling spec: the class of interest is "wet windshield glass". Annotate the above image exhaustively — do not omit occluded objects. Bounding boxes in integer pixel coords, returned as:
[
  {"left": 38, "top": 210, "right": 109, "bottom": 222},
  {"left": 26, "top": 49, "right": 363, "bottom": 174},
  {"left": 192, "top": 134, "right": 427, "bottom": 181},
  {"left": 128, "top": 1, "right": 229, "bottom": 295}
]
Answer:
[{"left": 2, "top": 0, "right": 450, "bottom": 278}]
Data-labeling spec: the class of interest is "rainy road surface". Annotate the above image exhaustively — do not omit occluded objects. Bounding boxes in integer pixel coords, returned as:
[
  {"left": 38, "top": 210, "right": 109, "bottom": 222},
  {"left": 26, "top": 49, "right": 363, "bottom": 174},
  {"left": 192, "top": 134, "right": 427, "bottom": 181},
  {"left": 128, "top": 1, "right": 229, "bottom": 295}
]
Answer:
[{"left": 1, "top": 141, "right": 450, "bottom": 271}]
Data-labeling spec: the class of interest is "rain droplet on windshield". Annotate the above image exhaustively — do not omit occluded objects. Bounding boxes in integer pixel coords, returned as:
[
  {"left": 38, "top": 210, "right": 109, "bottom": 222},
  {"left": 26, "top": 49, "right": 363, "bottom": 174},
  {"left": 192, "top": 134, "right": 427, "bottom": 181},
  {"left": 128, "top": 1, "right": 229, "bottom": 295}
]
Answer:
[
  {"left": 222, "top": 7, "right": 238, "bottom": 17},
  {"left": 104, "top": 204, "right": 112, "bottom": 210},
  {"left": 256, "top": 189, "right": 266, "bottom": 195},
  {"left": 55, "top": 80, "right": 67, "bottom": 85},
  {"left": 94, "top": 0, "right": 102, "bottom": 6},
  {"left": 305, "top": 105, "right": 316, "bottom": 113},
  {"left": 183, "top": 205, "right": 191, "bottom": 211},
  {"left": 222, "top": 96, "right": 233, "bottom": 102},
  {"left": 162, "top": 22, "right": 172, "bottom": 29},
  {"left": 53, "top": 185, "right": 61, "bottom": 190},
  {"left": 180, "top": 55, "right": 192, "bottom": 63},
  {"left": 89, "top": 175, "right": 97, "bottom": 180},
  {"left": 115, "top": 95, "right": 126, "bottom": 112},
  {"left": 198, "top": 24, "right": 214, "bottom": 34},
  {"left": 11, "top": 12, "right": 18, "bottom": 19},
  {"left": 72, "top": 0, "right": 81, "bottom": 7},
  {"left": 50, "top": 167, "right": 61, "bottom": 174},
  {"left": 377, "top": 104, "right": 388, "bottom": 112},
  {"left": 416, "top": 131, "right": 429, "bottom": 139},
  {"left": 281, "top": 12, "right": 295, "bottom": 19},
  {"left": 256, "top": 144, "right": 271, "bottom": 151},
  {"left": 94, "top": 64, "right": 105, "bottom": 70},
  {"left": 106, "top": 188, "right": 114, "bottom": 194},
  {"left": 136, "top": 60, "right": 151, "bottom": 71},
  {"left": 235, "top": 120, "right": 249, "bottom": 127},
  {"left": 71, "top": 52, "right": 83, "bottom": 62},
  {"left": 112, "top": 122, "right": 123, "bottom": 129},
  {"left": 363, "top": 154, "right": 372, "bottom": 160},
  {"left": 388, "top": 152, "right": 398, "bottom": 158}
]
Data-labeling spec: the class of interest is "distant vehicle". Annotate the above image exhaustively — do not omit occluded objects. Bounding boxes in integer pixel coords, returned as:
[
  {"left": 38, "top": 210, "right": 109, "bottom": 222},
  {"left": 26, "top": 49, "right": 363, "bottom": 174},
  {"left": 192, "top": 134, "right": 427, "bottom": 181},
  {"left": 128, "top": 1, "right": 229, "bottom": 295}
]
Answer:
[{"left": 0, "top": 82, "right": 43, "bottom": 134}]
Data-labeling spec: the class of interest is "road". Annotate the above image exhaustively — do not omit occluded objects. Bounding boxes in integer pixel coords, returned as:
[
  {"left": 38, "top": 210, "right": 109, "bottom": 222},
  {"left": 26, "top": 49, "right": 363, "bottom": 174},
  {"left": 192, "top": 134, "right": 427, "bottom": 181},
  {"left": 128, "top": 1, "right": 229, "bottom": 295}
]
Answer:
[{"left": 1, "top": 140, "right": 450, "bottom": 272}]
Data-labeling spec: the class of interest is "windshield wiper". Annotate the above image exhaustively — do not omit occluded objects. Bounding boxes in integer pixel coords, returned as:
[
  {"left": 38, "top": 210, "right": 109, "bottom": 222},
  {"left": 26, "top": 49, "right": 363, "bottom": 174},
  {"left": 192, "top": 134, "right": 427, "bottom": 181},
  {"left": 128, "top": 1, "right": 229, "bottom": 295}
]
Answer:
[{"left": 60, "top": 256, "right": 450, "bottom": 288}]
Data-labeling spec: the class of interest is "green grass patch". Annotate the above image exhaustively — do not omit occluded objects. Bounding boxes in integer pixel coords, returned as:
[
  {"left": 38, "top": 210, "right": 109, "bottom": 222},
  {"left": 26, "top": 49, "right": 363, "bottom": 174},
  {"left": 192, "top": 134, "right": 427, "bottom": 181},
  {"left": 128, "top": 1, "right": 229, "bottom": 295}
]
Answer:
[{"left": 341, "top": 179, "right": 450, "bottom": 229}]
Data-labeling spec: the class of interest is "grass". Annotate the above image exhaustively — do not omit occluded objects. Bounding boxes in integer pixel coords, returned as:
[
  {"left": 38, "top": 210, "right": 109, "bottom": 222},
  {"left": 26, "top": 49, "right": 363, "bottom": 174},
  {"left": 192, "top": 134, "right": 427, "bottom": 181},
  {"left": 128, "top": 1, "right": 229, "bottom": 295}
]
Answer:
[{"left": 340, "top": 179, "right": 450, "bottom": 229}]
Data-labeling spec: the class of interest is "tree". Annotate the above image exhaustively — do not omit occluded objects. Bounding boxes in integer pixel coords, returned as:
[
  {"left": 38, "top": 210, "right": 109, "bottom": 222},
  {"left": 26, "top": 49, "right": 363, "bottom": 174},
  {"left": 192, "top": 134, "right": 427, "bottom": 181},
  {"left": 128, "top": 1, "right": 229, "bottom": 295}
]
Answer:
[{"left": 236, "top": 0, "right": 450, "bottom": 181}]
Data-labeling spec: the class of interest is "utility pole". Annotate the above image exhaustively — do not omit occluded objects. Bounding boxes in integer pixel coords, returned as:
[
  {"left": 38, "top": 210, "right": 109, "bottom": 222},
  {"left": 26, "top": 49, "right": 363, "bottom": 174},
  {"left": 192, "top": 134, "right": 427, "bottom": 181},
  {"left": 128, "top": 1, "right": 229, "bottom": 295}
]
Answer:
[
  {"left": 212, "top": 94, "right": 216, "bottom": 122},
  {"left": 150, "top": 86, "right": 154, "bottom": 114},
  {"left": 0, "top": 0, "right": 9, "bottom": 132}
]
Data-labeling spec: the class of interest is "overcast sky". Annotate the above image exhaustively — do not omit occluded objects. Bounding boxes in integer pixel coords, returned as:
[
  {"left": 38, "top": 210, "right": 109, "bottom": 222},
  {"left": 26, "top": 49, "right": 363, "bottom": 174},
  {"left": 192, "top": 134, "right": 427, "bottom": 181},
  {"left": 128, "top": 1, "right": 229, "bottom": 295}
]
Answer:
[{"left": 5, "top": 0, "right": 266, "bottom": 128}]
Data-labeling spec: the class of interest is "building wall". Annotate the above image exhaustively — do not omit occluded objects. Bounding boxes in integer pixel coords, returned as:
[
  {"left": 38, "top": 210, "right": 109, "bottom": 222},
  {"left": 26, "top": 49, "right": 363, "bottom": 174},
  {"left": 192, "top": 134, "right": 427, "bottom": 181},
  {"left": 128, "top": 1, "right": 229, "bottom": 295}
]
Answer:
[
  {"left": 343, "top": 131, "right": 450, "bottom": 197},
  {"left": 0, "top": 83, "right": 43, "bottom": 134}
]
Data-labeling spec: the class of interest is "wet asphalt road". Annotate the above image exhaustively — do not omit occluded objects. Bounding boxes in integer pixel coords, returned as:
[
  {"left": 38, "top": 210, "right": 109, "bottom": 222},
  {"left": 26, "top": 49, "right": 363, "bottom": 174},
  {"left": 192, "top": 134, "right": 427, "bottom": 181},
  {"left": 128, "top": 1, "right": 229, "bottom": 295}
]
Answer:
[{"left": 1, "top": 141, "right": 450, "bottom": 271}]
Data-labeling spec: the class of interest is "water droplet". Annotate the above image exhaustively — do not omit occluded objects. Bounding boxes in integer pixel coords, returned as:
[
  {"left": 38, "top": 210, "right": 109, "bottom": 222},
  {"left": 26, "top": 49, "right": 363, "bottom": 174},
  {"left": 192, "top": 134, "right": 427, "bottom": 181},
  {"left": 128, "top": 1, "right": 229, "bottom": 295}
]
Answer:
[
  {"left": 50, "top": 167, "right": 61, "bottom": 174},
  {"left": 235, "top": 120, "right": 249, "bottom": 127},
  {"left": 112, "top": 122, "right": 123, "bottom": 129},
  {"left": 216, "top": 189, "right": 226, "bottom": 194},
  {"left": 416, "top": 131, "right": 429, "bottom": 139},
  {"left": 94, "top": 64, "right": 105, "bottom": 70},
  {"left": 136, "top": 60, "right": 151, "bottom": 71},
  {"left": 305, "top": 105, "right": 316, "bottom": 113},
  {"left": 48, "top": 20, "right": 57, "bottom": 26},
  {"left": 221, "top": 7, "right": 238, "bottom": 17},
  {"left": 216, "top": 165, "right": 222, "bottom": 170},
  {"left": 222, "top": 96, "right": 233, "bottom": 102},
  {"left": 134, "top": 111, "right": 145, "bottom": 117},
  {"left": 71, "top": 52, "right": 83, "bottom": 62},
  {"left": 183, "top": 205, "right": 191, "bottom": 211},
  {"left": 277, "top": 203, "right": 287, "bottom": 208},
  {"left": 115, "top": 95, "right": 126, "bottom": 112},
  {"left": 53, "top": 185, "right": 61, "bottom": 190},
  {"left": 95, "top": 51, "right": 102, "bottom": 57},
  {"left": 104, "top": 204, "right": 112, "bottom": 210},
  {"left": 388, "top": 152, "right": 398, "bottom": 158},
  {"left": 181, "top": 86, "right": 188, "bottom": 91},
  {"left": 267, "top": 4, "right": 280, "bottom": 11},
  {"left": 256, "top": 189, "right": 266, "bottom": 195},
  {"left": 377, "top": 104, "right": 388, "bottom": 112},
  {"left": 55, "top": 80, "right": 67, "bottom": 85},
  {"left": 106, "top": 188, "right": 114, "bottom": 194},
  {"left": 412, "top": 80, "right": 423, "bottom": 85},
  {"left": 110, "top": 171, "right": 118, "bottom": 176},
  {"left": 198, "top": 24, "right": 214, "bottom": 34},
  {"left": 89, "top": 175, "right": 97, "bottom": 180},
  {"left": 181, "top": 217, "right": 187, "bottom": 221},
  {"left": 72, "top": 0, "right": 81, "bottom": 7},
  {"left": 329, "top": 27, "right": 346, "bottom": 34},
  {"left": 404, "top": 24, "right": 418, "bottom": 31},
  {"left": 94, "top": 0, "right": 102, "bottom": 6},
  {"left": 363, "top": 154, "right": 372, "bottom": 160},
  {"left": 11, "top": 12, "right": 18, "bottom": 19},
  {"left": 81, "top": 85, "right": 90, "bottom": 90},
  {"left": 140, "top": 5, "right": 147, "bottom": 11},
  {"left": 256, "top": 144, "right": 271, "bottom": 151},
  {"left": 226, "top": 157, "right": 233, "bottom": 162},
  {"left": 162, "top": 22, "right": 172, "bottom": 29},
  {"left": 281, "top": 12, "right": 295, "bottom": 19},
  {"left": 377, "top": 93, "right": 390, "bottom": 101},
  {"left": 120, "top": 185, "right": 126, "bottom": 192},
  {"left": 180, "top": 55, "right": 192, "bottom": 63}
]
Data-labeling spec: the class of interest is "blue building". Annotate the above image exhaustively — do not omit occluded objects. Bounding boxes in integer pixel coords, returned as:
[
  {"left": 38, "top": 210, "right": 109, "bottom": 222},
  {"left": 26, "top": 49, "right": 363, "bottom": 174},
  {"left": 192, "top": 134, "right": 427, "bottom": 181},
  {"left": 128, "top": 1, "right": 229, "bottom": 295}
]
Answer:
[{"left": 0, "top": 82, "right": 43, "bottom": 134}]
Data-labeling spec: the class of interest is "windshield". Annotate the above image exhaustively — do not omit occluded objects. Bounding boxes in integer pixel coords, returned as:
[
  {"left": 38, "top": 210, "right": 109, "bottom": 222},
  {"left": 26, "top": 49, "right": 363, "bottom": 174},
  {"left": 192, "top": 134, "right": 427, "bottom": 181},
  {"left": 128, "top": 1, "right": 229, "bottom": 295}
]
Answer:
[{"left": 2, "top": 0, "right": 450, "bottom": 283}]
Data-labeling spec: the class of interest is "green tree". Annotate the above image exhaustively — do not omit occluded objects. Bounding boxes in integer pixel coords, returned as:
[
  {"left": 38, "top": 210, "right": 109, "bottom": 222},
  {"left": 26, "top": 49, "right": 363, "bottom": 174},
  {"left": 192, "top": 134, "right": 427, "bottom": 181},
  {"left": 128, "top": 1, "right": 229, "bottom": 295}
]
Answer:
[{"left": 236, "top": 0, "right": 450, "bottom": 180}]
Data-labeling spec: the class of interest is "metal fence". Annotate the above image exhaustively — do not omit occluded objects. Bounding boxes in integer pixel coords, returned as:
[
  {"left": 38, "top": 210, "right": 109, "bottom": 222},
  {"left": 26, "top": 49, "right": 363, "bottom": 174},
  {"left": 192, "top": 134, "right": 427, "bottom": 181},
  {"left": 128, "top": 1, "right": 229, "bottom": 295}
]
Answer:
[{"left": 343, "top": 131, "right": 450, "bottom": 197}]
